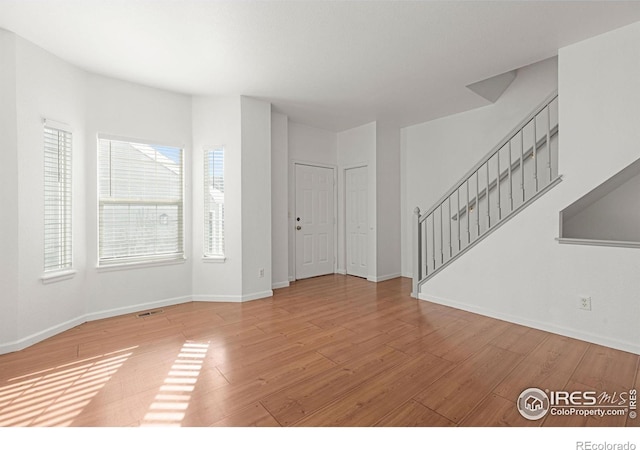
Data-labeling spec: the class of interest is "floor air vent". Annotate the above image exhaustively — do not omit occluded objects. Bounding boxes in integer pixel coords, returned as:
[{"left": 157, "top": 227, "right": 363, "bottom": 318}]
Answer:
[{"left": 136, "top": 309, "right": 164, "bottom": 318}]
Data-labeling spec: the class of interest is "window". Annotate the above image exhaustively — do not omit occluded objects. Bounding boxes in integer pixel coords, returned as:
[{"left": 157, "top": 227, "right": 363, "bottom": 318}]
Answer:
[
  {"left": 204, "top": 148, "right": 225, "bottom": 257},
  {"left": 98, "top": 136, "right": 184, "bottom": 266},
  {"left": 44, "top": 123, "right": 72, "bottom": 272}
]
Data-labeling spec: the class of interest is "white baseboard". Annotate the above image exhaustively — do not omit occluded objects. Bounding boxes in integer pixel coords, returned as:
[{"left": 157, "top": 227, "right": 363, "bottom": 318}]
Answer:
[
  {"left": 419, "top": 293, "right": 640, "bottom": 356},
  {"left": 192, "top": 294, "right": 244, "bottom": 303},
  {"left": 336, "top": 269, "right": 347, "bottom": 275},
  {"left": 242, "top": 290, "right": 273, "bottom": 301},
  {"left": 0, "top": 295, "right": 193, "bottom": 355},
  {"left": 0, "top": 315, "right": 86, "bottom": 355},
  {"left": 272, "top": 281, "right": 290, "bottom": 289},
  {"left": 85, "top": 296, "right": 192, "bottom": 322},
  {"left": 192, "top": 289, "right": 273, "bottom": 303},
  {"left": 0, "top": 287, "right": 278, "bottom": 355},
  {"left": 288, "top": 275, "right": 295, "bottom": 282},
  {"left": 368, "top": 273, "right": 402, "bottom": 283}
]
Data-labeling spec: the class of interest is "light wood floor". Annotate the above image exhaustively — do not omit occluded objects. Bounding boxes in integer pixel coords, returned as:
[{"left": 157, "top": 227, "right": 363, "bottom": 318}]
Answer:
[{"left": 0, "top": 275, "right": 638, "bottom": 427}]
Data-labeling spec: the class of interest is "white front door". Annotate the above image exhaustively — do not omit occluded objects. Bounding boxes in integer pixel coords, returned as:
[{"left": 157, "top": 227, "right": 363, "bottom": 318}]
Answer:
[
  {"left": 295, "top": 164, "right": 335, "bottom": 280},
  {"left": 346, "top": 166, "right": 368, "bottom": 278}
]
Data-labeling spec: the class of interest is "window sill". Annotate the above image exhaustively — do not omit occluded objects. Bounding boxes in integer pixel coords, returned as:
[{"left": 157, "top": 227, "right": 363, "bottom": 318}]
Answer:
[
  {"left": 41, "top": 269, "right": 77, "bottom": 284},
  {"left": 202, "top": 255, "right": 226, "bottom": 263},
  {"left": 97, "top": 257, "right": 187, "bottom": 272}
]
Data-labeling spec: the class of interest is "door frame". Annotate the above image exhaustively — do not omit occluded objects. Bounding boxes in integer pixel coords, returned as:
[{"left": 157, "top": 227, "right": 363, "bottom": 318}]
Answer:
[
  {"left": 342, "top": 163, "right": 368, "bottom": 278},
  {"left": 291, "top": 160, "right": 338, "bottom": 281}
]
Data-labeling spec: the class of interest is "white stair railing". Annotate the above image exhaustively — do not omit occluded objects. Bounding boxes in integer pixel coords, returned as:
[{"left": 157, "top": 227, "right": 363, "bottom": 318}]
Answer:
[{"left": 413, "top": 91, "right": 561, "bottom": 297}]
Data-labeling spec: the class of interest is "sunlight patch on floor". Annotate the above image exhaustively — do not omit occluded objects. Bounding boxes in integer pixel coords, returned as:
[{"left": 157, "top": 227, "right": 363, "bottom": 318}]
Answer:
[
  {"left": 141, "top": 341, "right": 210, "bottom": 427},
  {"left": 0, "top": 347, "right": 135, "bottom": 426}
]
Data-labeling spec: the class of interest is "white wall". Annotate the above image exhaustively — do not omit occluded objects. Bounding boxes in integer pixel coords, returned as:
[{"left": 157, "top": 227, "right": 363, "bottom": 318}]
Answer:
[
  {"left": 0, "top": 29, "right": 19, "bottom": 347},
  {"left": 337, "top": 122, "right": 377, "bottom": 279},
  {"left": 376, "top": 124, "right": 401, "bottom": 281},
  {"left": 288, "top": 122, "right": 337, "bottom": 280},
  {"left": 240, "top": 96, "right": 272, "bottom": 299},
  {"left": 0, "top": 33, "right": 196, "bottom": 352},
  {"left": 84, "top": 74, "right": 193, "bottom": 318},
  {"left": 191, "top": 96, "right": 243, "bottom": 299},
  {"left": 13, "top": 36, "right": 88, "bottom": 346},
  {"left": 271, "top": 111, "right": 289, "bottom": 289},
  {"left": 401, "top": 57, "right": 559, "bottom": 277},
  {"left": 191, "top": 96, "right": 273, "bottom": 301},
  {"left": 288, "top": 122, "right": 337, "bottom": 166},
  {"left": 0, "top": 31, "right": 280, "bottom": 354},
  {"left": 411, "top": 24, "right": 640, "bottom": 354}
]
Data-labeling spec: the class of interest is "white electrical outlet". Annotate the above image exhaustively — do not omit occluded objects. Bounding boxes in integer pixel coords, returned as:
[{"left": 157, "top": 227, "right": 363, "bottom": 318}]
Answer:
[
  {"left": 579, "top": 296, "right": 592, "bottom": 311},
  {"left": 259, "top": 268, "right": 264, "bottom": 278}
]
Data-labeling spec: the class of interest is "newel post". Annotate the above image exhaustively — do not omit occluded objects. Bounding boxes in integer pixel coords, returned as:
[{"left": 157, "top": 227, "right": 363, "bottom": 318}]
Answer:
[{"left": 412, "top": 207, "right": 421, "bottom": 299}]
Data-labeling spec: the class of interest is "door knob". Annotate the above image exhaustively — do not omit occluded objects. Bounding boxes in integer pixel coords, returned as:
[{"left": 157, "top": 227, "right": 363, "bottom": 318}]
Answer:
[{"left": 296, "top": 225, "right": 302, "bottom": 230}]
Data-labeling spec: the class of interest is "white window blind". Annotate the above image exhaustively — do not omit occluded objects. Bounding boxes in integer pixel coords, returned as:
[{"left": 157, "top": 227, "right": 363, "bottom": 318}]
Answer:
[
  {"left": 98, "top": 136, "right": 184, "bottom": 266},
  {"left": 44, "top": 124, "right": 72, "bottom": 272},
  {"left": 204, "top": 148, "right": 225, "bottom": 257}
]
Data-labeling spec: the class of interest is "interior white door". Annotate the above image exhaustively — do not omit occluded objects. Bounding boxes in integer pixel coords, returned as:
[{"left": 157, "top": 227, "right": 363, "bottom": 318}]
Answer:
[
  {"left": 295, "top": 164, "right": 335, "bottom": 279},
  {"left": 346, "top": 166, "right": 368, "bottom": 278}
]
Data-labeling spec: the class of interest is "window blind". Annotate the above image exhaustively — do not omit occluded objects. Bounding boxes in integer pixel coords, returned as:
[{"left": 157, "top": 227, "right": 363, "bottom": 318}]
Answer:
[
  {"left": 44, "top": 125, "right": 73, "bottom": 272},
  {"left": 204, "top": 148, "right": 225, "bottom": 257},
  {"left": 98, "top": 137, "right": 184, "bottom": 265}
]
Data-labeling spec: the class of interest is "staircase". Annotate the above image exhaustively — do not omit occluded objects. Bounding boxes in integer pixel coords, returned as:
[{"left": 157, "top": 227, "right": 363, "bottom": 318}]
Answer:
[{"left": 413, "top": 91, "right": 561, "bottom": 297}]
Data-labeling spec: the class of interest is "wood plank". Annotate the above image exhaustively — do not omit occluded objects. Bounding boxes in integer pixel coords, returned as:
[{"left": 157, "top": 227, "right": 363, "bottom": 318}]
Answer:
[
  {"left": 375, "top": 400, "right": 455, "bottom": 427},
  {"left": 217, "top": 343, "right": 318, "bottom": 384},
  {"left": 426, "top": 316, "right": 510, "bottom": 363},
  {"left": 489, "top": 323, "right": 548, "bottom": 356},
  {"left": 414, "top": 344, "right": 523, "bottom": 423},
  {"left": 295, "top": 352, "right": 454, "bottom": 426},
  {"left": 316, "top": 330, "right": 407, "bottom": 365},
  {"left": 180, "top": 351, "right": 336, "bottom": 426},
  {"left": 386, "top": 316, "right": 470, "bottom": 357},
  {"left": 0, "top": 275, "right": 636, "bottom": 427},
  {"left": 210, "top": 402, "right": 280, "bottom": 427},
  {"left": 72, "top": 388, "right": 160, "bottom": 427},
  {"left": 458, "top": 393, "right": 540, "bottom": 427},
  {"left": 569, "top": 344, "right": 638, "bottom": 393},
  {"left": 262, "top": 345, "right": 409, "bottom": 426},
  {"left": 393, "top": 305, "right": 454, "bottom": 330},
  {"left": 542, "top": 347, "right": 638, "bottom": 427},
  {"left": 285, "top": 326, "right": 355, "bottom": 347},
  {"left": 493, "top": 334, "right": 589, "bottom": 401}
]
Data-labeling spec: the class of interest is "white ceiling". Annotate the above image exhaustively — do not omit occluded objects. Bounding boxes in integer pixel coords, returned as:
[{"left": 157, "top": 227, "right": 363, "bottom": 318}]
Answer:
[{"left": 1, "top": 1, "right": 640, "bottom": 131}]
